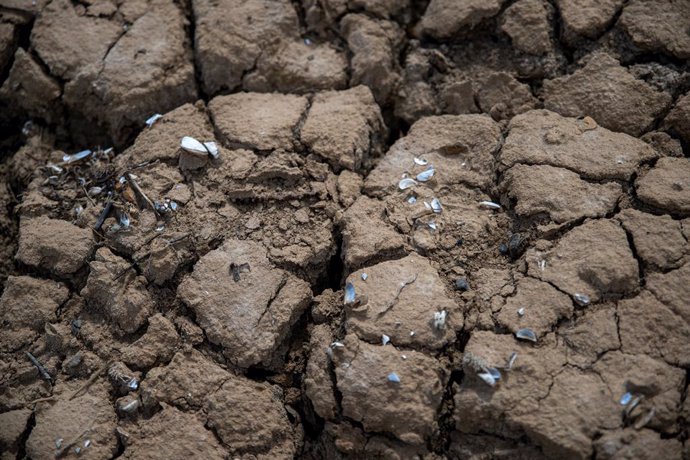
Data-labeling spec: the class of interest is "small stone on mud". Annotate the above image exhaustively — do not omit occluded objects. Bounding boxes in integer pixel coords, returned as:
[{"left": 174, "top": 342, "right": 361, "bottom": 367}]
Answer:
[{"left": 455, "top": 277, "right": 469, "bottom": 291}]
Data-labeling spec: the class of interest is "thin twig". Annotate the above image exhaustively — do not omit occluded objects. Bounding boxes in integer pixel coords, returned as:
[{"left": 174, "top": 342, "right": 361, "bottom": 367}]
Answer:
[
  {"left": 93, "top": 201, "right": 113, "bottom": 231},
  {"left": 126, "top": 172, "right": 157, "bottom": 214},
  {"left": 69, "top": 362, "right": 110, "bottom": 401},
  {"left": 377, "top": 273, "right": 418, "bottom": 319},
  {"left": 25, "top": 352, "right": 52, "bottom": 383}
]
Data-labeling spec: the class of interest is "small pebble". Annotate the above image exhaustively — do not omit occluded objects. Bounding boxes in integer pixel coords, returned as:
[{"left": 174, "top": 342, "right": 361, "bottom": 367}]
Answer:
[{"left": 454, "top": 278, "right": 469, "bottom": 291}]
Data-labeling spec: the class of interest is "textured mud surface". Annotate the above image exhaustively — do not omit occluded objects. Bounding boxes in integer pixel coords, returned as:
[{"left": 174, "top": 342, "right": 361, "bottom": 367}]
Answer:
[{"left": 0, "top": 0, "right": 689, "bottom": 459}]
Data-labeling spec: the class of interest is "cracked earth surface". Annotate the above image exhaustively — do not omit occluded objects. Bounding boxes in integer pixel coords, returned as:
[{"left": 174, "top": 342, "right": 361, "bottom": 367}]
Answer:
[{"left": 0, "top": 0, "right": 689, "bottom": 459}]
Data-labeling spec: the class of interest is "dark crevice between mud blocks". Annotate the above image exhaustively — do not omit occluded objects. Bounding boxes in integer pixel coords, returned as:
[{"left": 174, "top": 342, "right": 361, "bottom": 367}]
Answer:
[
  {"left": 315, "top": 228, "right": 345, "bottom": 294},
  {"left": 431, "top": 367, "right": 463, "bottom": 454},
  {"left": 15, "top": 410, "right": 36, "bottom": 460}
]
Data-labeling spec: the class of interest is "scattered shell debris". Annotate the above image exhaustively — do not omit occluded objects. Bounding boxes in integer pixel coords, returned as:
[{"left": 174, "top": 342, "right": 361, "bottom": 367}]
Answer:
[
  {"left": 407, "top": 195, "right": 417, "bottom": 204},
  {"left": 331, "top": 342, "right": 345, "bottom": 349},
  {"left": 387, "top": 372, "right": 401, "bottom": 383},
  {"left": 428, "top": 220, "right": 437, "bottom": 231},
  {"left": 180, "top": 136, "right": 219, "bottom": 159},
  {"left": 398, "top": 178, "right": 418, "bottom": 190},
  {"left": 515, "top": 328, "right": 537, "bottom": 343},
  {"left": 382, "top": 334, "right": 390, "bottom": 346},
  {"left": 517, "top": 307, "right": 525, "bottom": 317},
  {"left": 414, "top": 157, "right": 428, "bottom": 166}
]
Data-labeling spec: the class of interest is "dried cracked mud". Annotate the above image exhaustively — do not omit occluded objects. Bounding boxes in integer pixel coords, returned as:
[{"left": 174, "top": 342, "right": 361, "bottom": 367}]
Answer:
[{"left": 0, "top": 0, "right": 689, "bottom": 459}]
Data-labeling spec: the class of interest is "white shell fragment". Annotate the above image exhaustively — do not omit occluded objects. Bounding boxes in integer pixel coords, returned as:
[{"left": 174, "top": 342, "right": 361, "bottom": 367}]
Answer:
[
  {"left": 488, "top": 367, "right": 501, "bottom": 381},
  {"left": 387, "top": 372, "right": 401, "bottom": 383},
  {"left": 517, "top": 307, "right": 525, "bottom": 317},
  {"left": 331, "top": 341, "right": 345, "bottom": 349},
  {"left": 477, "top": 372, "right": 497, "bottom": 387},
  {"left": 119, "top": 213, "right": 130, "bottom": 228},
  {"left": 180, "top": 136, "right": 219, "bottom": 159},
  {"left": 399, "top": 178, "right": 418, "bottom": 190},
  {"left": 428, "top": 220, "right": 437, "bottom": 231},
  {"left": 424, "top": 201, "right": 431, "bottom": 210},
  {"left": 63, "top": 149, "right": 92, "bottom": 164},
  {"left": 145, "top": 113, "right": 162, "bottom": 127},
  {"left": 479, "top": 201, "right": 501, "bottom": 210},
  {"left": 414, "top": 157, "right": 428, "bottom": 166},
  {"left": 620, "top": 392, "right": 633, "bottom": 406},
  {"left": 361, "top": 273, "right": 368, "bottom": 281},
  {"left": 127, "top": 378, "right": 139, "bottom": 391},
  {"left": 574, "top": 293, "right": 591, "bottom": 306},
  {"left": 430, "top": 198, "right": 442, "bottom": 214},
  {"left": 344, "top": 282, "right": 356, "bottom": 305},
  {"left": 433, "top": 310, "right": 447, "bottom": 330},
  {"left": 87, "top": 186, "right": 102, "bottom": 197},
  {"left": 382, "top": 334, "right": 390, "bottom": 346},
  {"left": 515, "top": 328, "right": 537, "bottom": 343},
  {"left": 407, "top": 195, "right": 417, "bottom": 204},
  {"left": 416, "top": 166, "right": 435, "bottom": 182},
  {"left": 84, "top": 440, "right": 92, "bottom": 449}
]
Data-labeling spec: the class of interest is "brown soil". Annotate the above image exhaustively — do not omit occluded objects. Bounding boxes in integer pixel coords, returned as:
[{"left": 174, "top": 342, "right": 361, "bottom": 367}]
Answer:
[{"left": 0, "top": 0, "right": 689, "bottom": 459}]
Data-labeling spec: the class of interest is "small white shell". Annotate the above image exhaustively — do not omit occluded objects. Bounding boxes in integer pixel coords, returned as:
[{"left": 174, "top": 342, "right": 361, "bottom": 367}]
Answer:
[
  {"left": 620, "top": 392, "right": 633, "bottom": 405},
  {"left": 515, "top": 328, "right": 537, "bottom": 342},
  {"left": 84, "top": 440, "right": 91, "bottom": 448},
  {"left": 127, "top": 378, "right": 139, "bottom": 391},
  {"left": 387, "top": 372, "right": 401, "bottom": 383},
  {"left": 180, "top": 136, "right": 219, "bottom": 158},
  {"left": 88, "top": 186, "right": 102, "bottom": 196},
  {"left": 414, "top": 157, "right": 428, "bottom": 166},
  {"left": 331, "top": 341, "right": 345, "bottom": 348},
  {"left": 424, "top": 201, "right": 431, "bottom": 210},
  {"left": 477, "top": 372, "right": 496, "bottom": 387},
  {"left": 416, "top": 167, "right": 435, "bottom": 182},
  {"left": 574, "top": 293, "right": 590, "bottom": 306},
  {"left": 382, "top": 334, "right": 390, "bottom": 346},
  {"left": 433, "top": 310, "right": 447, "bottom": 330},
  {"left": 145, "top": 113, "right": 162, "bottom": 127},
  {"left": 407, "top": 195, "right": 417, "bottom": 204},
  {"left": 488, "top": 367, "right": 501, "bottom": 380},
  {"left": 361, "top": 273, "right": 368, "bottom": 281},
  {"left": 479, "top": 201, "right": 501, "bottom": 210},
  {"left": 428, "top": 221, "right": 437, "bottom": 231},
  {"left": 517, "top": 307, "right": 525, "bottom": 317},
  {"left": 344, "top": 282, "right": 356, "bottom": 305},
  {"left": 63, "top": 149, "right": 92, "bottom": 164},
  {"left": 399, "top": 178, "right": 418, "bottom": 190},
  {"left": 119, "top": 213, "right": 130, "bottom": 228},
  {"left": 430, "top": 198, "right": 442, "bottom": 214}
]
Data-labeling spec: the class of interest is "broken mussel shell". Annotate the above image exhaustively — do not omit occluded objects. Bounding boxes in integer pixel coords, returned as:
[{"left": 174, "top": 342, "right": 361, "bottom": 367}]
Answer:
[
  {"left": 387, "top": 372, "right": 401, "bottom": 383},
  {"left": 398, "top": 178, "right": 417, "bottom": 190},
  {"left": 477, "top": 367, "right": 502, "bottom": 387},
  {"left": 180, "top": 136, "right": 219, "bottom": 159},
  {"left": 416, "top": 166, "right": 435, "bottom": 182},
  {"left": 515, "top": 328, "right": 537, "bottom": 343}
]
